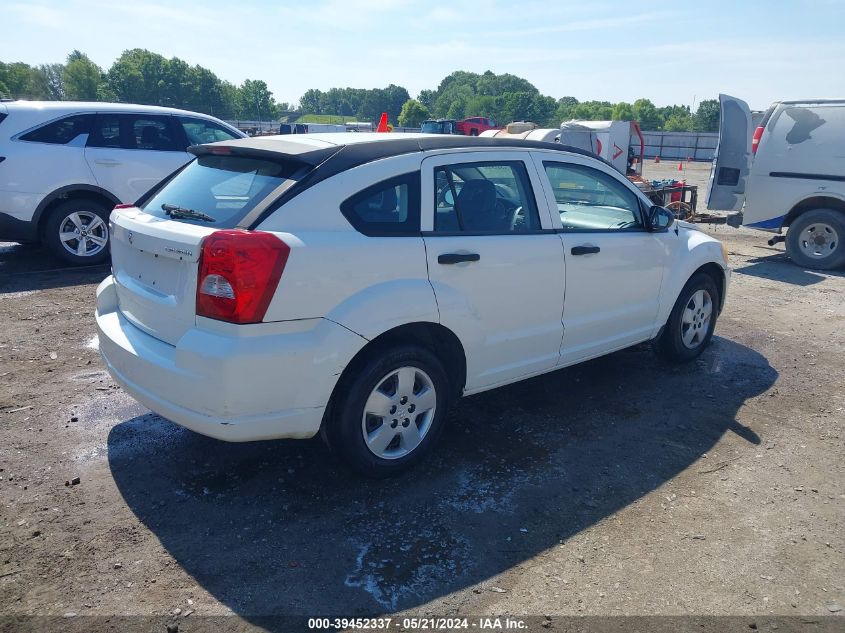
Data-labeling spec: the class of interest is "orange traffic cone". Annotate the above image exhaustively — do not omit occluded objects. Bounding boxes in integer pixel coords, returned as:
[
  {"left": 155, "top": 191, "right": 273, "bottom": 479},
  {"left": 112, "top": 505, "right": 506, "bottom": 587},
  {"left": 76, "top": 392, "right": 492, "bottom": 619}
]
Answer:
[
  {"left": 376, "top": 112, "right": 389, "bottom": 133},
  {"left": 678, "top": 162, "right": 683, "bottom": 171},
  {"left": 654, "top": 155, "right": 660, "bottom": 163}
]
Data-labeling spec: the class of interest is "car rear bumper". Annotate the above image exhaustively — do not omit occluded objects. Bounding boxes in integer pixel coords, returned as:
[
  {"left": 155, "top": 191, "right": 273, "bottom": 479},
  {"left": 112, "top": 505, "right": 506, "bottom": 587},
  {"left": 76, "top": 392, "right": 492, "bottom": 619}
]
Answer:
[
  {"left": 0, "top": 190, "right": 45, "bottom": 241},
  {"left": 95, "top": 276, "right": 365, "bottom": 442}
]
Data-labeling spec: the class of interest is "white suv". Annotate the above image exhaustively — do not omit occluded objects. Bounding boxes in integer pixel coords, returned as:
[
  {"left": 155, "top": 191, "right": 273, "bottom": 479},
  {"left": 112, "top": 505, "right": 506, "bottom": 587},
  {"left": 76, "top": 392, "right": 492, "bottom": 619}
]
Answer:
[
  {"left": 0, "top": 101, "right": 244, "bottom": 264},
  {"left": 96, "top": 134, "right": 730, "bottom": 477}
]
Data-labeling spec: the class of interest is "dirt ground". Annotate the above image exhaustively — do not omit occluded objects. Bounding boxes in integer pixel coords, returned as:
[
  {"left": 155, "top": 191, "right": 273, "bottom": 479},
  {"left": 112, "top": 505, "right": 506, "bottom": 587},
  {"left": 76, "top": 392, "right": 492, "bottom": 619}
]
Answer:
[{"left": 0, "top": 162, "right": 843, "bottom": 630}]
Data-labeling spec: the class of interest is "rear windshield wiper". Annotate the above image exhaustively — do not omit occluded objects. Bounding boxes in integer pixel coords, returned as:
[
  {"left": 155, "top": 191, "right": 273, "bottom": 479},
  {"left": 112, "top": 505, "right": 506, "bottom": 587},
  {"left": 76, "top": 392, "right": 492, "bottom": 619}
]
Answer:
[{"left": 161, "top": 203, "right": 216, "bottom": 222}]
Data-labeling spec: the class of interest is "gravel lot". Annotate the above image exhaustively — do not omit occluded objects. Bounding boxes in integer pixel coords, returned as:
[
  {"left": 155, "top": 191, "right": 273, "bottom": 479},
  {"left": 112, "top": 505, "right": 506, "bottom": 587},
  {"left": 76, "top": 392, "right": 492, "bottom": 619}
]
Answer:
[{"left": 0, "top": 162, "right": 843, "bottom": 630}]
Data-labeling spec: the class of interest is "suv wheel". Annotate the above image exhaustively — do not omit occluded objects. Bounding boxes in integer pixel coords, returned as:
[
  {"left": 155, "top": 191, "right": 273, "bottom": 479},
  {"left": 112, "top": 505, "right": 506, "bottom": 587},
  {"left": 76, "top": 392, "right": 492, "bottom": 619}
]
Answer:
[
  {"left": 44, "top": 199, "right": 111, "bottom": 265},
  {"left": 324, "top": 344, "right": 451, "bottom": 477},
  {"left": 655, "top": 273, "right": 719, "bottom": 362},
  {"left": 785, "top": 209, "right": 845, "bottom": 270}
]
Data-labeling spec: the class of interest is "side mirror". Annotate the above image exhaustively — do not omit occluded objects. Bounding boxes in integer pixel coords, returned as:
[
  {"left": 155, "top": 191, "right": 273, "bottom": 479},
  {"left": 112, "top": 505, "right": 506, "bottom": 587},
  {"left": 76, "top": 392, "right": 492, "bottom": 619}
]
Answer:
[{"left": 648, "top": 205, "right": 675, "bottom": 232}]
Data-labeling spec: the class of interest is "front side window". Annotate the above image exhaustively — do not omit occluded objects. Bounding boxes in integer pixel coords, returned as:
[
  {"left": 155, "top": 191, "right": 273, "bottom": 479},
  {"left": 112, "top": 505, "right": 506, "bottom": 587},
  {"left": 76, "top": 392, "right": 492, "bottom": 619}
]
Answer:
[
  {"left": 19, "top": 114, "right": 93, "bottom": 144},
  {"left": 434, "top": 161, "right": 540, "bottom": 233},
  {"left": 340, "top": 172, "right": 420, "bottom": 236},
  {"left": 180, "top": 117, "right": 240, "bottom": 145},
  {"left": 543, "top": 162, "right": 642, "bottom": 231},
  {"left": 141, "top": 155, "right": 301, "bottom": 227}
]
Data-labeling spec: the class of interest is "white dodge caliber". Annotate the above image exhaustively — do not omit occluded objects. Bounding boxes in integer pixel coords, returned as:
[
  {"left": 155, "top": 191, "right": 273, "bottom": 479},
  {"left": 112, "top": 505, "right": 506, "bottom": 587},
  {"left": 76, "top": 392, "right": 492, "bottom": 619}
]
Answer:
[{"left": 96, "top": 134, "right": 730, "bottom": 477}]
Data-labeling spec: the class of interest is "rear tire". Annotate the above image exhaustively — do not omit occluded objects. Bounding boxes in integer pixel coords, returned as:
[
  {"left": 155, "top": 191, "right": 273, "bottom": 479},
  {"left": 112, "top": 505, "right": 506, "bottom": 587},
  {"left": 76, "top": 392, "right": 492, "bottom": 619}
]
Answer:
[
  {"left": 323, "top": 344, "right": 451, "bottom": 478},
  {"left": 655, "top": 273, "right": 720, "bottom": 363},
  {"left": 43, "top": 199, "right": 111, "bottom": 265},
  {"left": 785, "top": 209, "right": 845, "bottom": 270}
]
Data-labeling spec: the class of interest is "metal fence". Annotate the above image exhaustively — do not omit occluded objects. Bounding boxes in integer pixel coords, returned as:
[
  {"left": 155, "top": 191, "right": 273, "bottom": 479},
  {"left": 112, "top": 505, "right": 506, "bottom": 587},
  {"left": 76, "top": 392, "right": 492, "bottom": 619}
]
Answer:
[{"left": 635, "top": 131, "right": 719, "bottom": 162}]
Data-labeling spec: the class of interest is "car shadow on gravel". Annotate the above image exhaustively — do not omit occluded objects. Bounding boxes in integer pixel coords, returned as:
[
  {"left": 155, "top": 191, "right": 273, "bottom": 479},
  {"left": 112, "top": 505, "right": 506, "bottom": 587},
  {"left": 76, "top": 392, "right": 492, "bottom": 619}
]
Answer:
[
  {"left": 107, "top": 337, "right": 775, "bottom": 622},
  {"left": 734, "top": 249, "right": 845, "bottom": 286},
  {"left": 0, "top": 242, "right": 109, "bottom": 292}
]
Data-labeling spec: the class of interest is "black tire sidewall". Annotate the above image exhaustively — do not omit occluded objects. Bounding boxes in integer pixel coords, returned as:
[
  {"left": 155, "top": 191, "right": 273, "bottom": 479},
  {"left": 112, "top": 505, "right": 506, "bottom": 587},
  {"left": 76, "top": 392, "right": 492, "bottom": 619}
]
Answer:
[
  {"left": 327, "top": 345, "right": 451, "bottom": 478},
  {"left": 785, "top": 209, "right": 845, "bottom": 270},
  {"left": 658, "top": 273, "right": 719, "bottom": 362},
  {"left": 44, "top": 199, "right": 111, "bottom": 265}
]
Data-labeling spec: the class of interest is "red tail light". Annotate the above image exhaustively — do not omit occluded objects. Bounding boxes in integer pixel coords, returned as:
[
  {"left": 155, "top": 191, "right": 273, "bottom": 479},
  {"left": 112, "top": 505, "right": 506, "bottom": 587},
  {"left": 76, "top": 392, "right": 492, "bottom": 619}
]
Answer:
[
  {"left": 751, "top": 126, "right": 765, "bottom": 154},
  {"left": 114, "top": 203, "right": 134, "bottom": 210},
  {"left": 196, "top": 230, "right": 290, "bottom": 324}
]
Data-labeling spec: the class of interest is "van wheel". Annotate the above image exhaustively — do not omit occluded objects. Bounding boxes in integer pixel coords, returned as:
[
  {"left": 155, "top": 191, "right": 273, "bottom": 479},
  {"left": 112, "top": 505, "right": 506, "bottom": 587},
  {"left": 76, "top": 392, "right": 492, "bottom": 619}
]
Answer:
[
  {"left": 323, "top": 344, "right": 451, "bottom": 478},
  {"left": 655, "top": 273, "right": 719, "bottom": 363},
  {"left": 44, "top": 199, "right": 111, "bottom": 265},
  {"left": 785, "top": 209, "right": 845, "bottom": 270}
]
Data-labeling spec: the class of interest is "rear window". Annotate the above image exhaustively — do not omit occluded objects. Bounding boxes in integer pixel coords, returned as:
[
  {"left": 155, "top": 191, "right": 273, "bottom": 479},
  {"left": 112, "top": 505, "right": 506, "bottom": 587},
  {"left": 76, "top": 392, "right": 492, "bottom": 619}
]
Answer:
[
  {"left": 141, "top": 154, "right": 303, "bottom": 227},
  {"left": 20, "top": 114, "right": 93, "bottom": 144}
]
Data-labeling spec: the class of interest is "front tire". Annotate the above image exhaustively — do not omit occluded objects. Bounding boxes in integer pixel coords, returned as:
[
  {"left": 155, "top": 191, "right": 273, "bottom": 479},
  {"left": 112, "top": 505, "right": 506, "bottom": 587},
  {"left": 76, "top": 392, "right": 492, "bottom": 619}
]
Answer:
[
  {"left": 44, "top": 199, "right": 111, "bottom": 265},
  {"left": 323, "top": 344, "right": 451, "bottom": 478},
  {"left": 655, "top": 273, "right": 720, "bottom": 362},
  {"left": 785, "top": 209, "right": 845, "bottom": 270}
]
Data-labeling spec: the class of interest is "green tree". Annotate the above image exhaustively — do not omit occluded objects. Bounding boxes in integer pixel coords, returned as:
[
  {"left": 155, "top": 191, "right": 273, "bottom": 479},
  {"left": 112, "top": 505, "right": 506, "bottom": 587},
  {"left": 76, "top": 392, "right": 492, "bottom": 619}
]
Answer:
[
  {"left": 694, "top": 99, "right": 720, "bottom": 132},
  {"left": 238, "top": 79, "right": 277, "bottom": 120},
  {"left": 63, "top": 51, "right": 103, "bottom": 101},
  {"left": 663, "top": 112, "right": 694, "bottom": 131},
  {"left": 299, "top": 88, "right": 323, "bottom": 114},
  {"left": 397, "top": 99, "right": 431, "bottom": 128},
  {"left": 612, "top": 102, "right": 635, "bottom": 121},
  {"left": 554, "top": 96, "right": 579, "bottom": 123},
  {"left": 632, "top": 98, "right": 661, "bottom": 130},
  {"left": 37, "top": 64, "right": 66, "bottom": 100},
  {"left": 417, "top": 89, "right": 436, "bottom": 111}
]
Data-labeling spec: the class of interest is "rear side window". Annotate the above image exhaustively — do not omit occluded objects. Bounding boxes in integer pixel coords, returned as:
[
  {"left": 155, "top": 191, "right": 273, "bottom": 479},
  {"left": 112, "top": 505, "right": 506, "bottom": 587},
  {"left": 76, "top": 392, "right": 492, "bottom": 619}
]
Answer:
[
  {"left": 433, "top": 161, "right": 541, "bottom": 233},
  {"left": 19, "top": 114, "right": 93, "bottom": 144},
  {"left": 141, "top": 154, "right": 302, "bottom": 227},
  {"left": 88, "top": 114, "right": 182, "bottom": 151},
  {"left": 340, "top": 172, "right": 421, "bottom": 236},
  {"left": 180, "top": 117, "right": 240, "bottom": 145}
]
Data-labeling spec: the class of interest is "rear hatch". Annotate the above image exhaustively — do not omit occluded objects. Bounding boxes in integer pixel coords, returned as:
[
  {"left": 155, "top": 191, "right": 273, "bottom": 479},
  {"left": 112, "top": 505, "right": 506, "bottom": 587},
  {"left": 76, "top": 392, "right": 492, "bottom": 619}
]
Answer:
[{"left": 110, "top": 147, "right": 319, "bottom": 345}]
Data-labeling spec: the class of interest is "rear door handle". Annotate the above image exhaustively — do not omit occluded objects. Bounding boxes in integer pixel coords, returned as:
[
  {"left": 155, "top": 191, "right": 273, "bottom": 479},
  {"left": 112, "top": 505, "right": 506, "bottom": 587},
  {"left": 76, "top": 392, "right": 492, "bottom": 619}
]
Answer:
[
  {"left": 438, "top": 253, "right": 480, "bottom": 265},
  {"left": 94, "top": 159, "right": 121, "bottom": 166},
  {"left": 571, "top": 245, "right": 600, "bottom": 256}
]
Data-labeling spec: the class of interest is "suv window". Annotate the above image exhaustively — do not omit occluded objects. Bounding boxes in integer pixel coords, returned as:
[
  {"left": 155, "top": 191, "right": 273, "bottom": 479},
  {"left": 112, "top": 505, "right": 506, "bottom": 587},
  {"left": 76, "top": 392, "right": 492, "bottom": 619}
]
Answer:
[
  {"left": 340, "top": 172, "right": 421, "bottom": 236},
  {"left": 88, "top": 114, "right": 182, "bottom": 151},
  {"left": 19, "top": 114, "right": 93, "bottom": 144},
  {"left": 543, "top": 162, "right": 642, "bottom": 231},
  {"left": 434, "top": 161, "right": 540, "bottom": 233},
  {"left": 179, "top": 117, "right": 240, "bottom": 145},
  {"left": 141, "top": 155, "right": 302, "bottom": 227}
]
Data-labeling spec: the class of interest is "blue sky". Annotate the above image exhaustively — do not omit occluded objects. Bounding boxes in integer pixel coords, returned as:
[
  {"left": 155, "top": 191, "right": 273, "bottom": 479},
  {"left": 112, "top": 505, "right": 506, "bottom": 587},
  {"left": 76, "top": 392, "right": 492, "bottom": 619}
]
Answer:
[{"left": 2, "top": 0, "right": 844, "bottom": 111}]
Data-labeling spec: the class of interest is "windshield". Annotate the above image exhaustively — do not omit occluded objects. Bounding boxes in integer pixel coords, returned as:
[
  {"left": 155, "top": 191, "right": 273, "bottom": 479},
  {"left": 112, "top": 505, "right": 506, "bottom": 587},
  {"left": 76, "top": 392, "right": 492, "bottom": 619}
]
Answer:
[
  {"left": 141, "top": 155, "right": 302, "bottom": 227},
  {"left": 421, "top": 121, "right": 442, "bottom": 134}
]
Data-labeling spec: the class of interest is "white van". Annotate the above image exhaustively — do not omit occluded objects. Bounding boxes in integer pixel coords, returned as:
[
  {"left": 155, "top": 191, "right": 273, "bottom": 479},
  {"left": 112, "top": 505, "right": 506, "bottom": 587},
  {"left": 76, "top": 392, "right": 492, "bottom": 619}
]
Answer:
[{"left": 708, "top": 94, "right": 845, "bottom": 270}]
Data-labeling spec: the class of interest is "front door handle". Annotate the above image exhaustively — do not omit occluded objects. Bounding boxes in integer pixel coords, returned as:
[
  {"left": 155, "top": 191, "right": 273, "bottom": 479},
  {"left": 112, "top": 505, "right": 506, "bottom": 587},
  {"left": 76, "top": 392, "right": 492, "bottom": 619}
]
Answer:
[
  {"left": 571, "top": 245, "right": 600, "bottom": 256},
  {"left": 438, "top": 253, "right": 480, "bottom": 265},
  {"left": 94, "top": 159, "right": 121, "bottom": 166}
]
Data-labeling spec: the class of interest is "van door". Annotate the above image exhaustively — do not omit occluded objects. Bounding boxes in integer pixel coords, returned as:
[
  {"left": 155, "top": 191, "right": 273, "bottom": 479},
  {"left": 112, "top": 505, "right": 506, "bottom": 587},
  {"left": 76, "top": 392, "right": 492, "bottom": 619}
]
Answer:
[
  {"left": 705, "top": 94, "right": 752, "bottom": 211},
  {"left": 421, "top": 151, "right": 565, "bottom": 392}
]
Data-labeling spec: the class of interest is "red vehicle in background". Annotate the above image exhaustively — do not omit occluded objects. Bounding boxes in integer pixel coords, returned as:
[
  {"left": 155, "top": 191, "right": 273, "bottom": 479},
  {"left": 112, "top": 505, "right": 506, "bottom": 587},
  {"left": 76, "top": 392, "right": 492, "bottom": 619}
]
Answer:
[{"left": 455, "top": 116, "right": 499, "bottom": 136}]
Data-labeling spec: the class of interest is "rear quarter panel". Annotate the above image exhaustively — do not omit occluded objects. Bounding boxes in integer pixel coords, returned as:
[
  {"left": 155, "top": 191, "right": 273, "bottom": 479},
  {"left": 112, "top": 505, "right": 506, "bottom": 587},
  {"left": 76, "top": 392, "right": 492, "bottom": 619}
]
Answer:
[{"left": 257, "top": 154, "right": 440, "bottom": 339}]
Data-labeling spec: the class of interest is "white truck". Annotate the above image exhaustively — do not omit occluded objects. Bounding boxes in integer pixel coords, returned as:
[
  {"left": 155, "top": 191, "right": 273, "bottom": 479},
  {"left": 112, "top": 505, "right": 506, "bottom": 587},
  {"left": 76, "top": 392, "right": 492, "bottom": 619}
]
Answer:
[
  {"left": 481, "top": 120, "right": 644, "bottom": 176},
  {"left": 708, "top": 94, "right": 845, "bottom": 270}
]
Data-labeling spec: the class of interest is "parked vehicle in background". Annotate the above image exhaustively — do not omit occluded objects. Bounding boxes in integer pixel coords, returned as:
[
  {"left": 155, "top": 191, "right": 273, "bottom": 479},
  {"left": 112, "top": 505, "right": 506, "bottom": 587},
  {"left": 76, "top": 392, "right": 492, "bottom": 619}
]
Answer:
[
  {"left": 420, "top": 119, "right": 459, "bottom": 134},
  {"left": 455, "top": 116, "right": 498, "bottom": 136},
  {"left": 0, "top": 101, "right": 244, "bottom": 264},
  {"left": 96, "top": 133, "right": 730, "bottom": 477},
  {"left": 291, "top": 123, "right": 348, "bottom": 134},
  {"left": 710, "top": 94, "right": 845, "bottom": 270}
]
